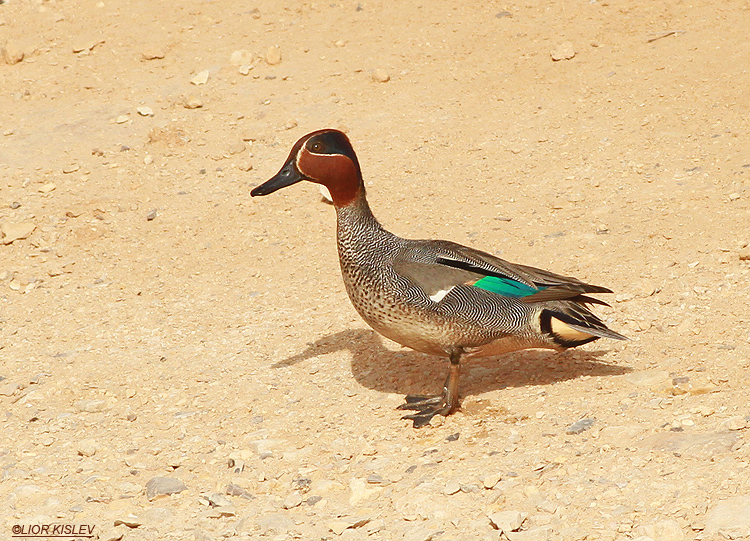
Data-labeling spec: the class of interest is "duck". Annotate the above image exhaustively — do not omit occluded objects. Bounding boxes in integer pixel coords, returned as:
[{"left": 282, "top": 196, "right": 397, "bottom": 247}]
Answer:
[{"left": 251, "top": 129, "right": 627, "bottom": 427}]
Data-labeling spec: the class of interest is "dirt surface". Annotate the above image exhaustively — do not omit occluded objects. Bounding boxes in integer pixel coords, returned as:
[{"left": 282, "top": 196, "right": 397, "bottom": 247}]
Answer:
[{"left": 2, "top": 1, "right": 750, "bottom": 540}]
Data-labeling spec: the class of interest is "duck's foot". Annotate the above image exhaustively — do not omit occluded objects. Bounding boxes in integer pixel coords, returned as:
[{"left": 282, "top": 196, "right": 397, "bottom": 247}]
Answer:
[
  {"left": 397, "top": 350, "right": 463, "bottom": 428},
  {"left": 397, "top": 395, "right": 453, "bottom": 428}
]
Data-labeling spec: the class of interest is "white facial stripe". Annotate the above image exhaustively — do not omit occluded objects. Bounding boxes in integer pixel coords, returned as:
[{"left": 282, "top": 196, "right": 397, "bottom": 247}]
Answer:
[{"left": 429, "top": 287, "right": 454, "bottom": 303}]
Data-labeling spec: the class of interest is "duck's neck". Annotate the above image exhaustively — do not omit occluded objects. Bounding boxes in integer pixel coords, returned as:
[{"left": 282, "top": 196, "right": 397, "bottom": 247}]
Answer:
[{"left": 335, "top": 187, "right": 393, "bottom": 248}]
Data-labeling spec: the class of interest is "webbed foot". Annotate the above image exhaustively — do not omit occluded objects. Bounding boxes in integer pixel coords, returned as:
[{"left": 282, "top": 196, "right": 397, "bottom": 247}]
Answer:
[
  {"left": 397, "top": 351, "right": 462, "bottom": 428},
  {"left": 397, "top": 395, "right": 453, "bottom": 428}
]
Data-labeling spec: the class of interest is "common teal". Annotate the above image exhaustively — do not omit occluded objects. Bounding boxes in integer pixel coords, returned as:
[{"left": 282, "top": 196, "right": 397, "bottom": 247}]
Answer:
[{"left": 252, "top": 129, "right": 627, "bottom": 427}]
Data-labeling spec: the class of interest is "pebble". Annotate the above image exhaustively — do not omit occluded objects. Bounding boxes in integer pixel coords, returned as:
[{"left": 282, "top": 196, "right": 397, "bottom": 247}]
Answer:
[
  {"left": 146, "top": 209, "right": 157, "bottom": 221},
  {"left": 1, "top": 222, "right": 35, "bottom": 244},
  {"left": 74, "top": 398, "right": 111, "bottom": 413},
  {"left": 2, "top": 40, "right": 24, "bottom": 64},
  {"left": 239, "top": 64, "right": 252, "bottom": 75},
  {"left": 225, "top": 482, "right": 253, "bottom": 499},
  {"left": 63, "top": 163, "right": 80, "bottom": 174},
  {"left": 38, "top": 182, "right": 57, "bottom": 193},
  {"left": 444, "top": 480, "right": 461, "bottom": 495},
  {"left": 77, "top": 439, "right": 100, "bottom": 457},
  {"left": 349, "top": 477, "right": 382, "bottom": 505},
  {"left": 191, "top": 70, "right": 210, "bottom": 85},
  {"left": 141, "top": 48, "right": 165, "bottom": 60},
  {"left": 257, "top": 513, "right": 294, "bottom": 534},
  {"left": 282, "top": 491, "right": 303, "bottom": 509},
  {"left": 624, "top": 369, "right": 670, "bottom": 390},
  {"left": 136, "top": 106, "right": 154, "bottom": 117},
  {"left": 482, "top": 472, "right": 502, "bottom": 489},
  {"left": 551, "top": 41, "right": 576, "bottom": 61},
  {"left": 144, "top": 155, "right": 153, "bottom": 165},
  {"left": 116, "top": 114, "right": 129, "bottom": 124},
  {"left": 705, "top": 495, "right": 750, "bottom": 537},
  {"left": 183, "top": 95, "right": 203, "bottom": 109},
  {"left": 488, "top": 510, "right": 527, "bottom": 532},
  {"left": 0, "top": 382, "right": 21, "bottom": 396},
  {"left": 634, "top": 519, "right": 685, "bottom": 541},
  {"left": 230, "top": 49, "right": 254, "bottom": 66},
  {"left": 226, "top": 140, "right": 246, "bottom": 156},
  {"left": 265, "top": 45, "right": 282, "bottom": 65},
  {"left": 642, "top": 431, "right": 740, "bottom": 459},
  {"left": 140, "top": 507, "right": 173, "bottom": 524},
  {"left": 566, "top": 418, "right": 595, "bottom": 434},
  {"left": 371, "top": 68, "right": 390, "bottom": 83},
  {"left": 722, "top": 415, "right": 748, "bottom": 431},
  {"left": 145, "top": 477, "right": 187, "bottom": 500},
  {"left": 113, "top": 515, "right": 142, "bottom": 528}
]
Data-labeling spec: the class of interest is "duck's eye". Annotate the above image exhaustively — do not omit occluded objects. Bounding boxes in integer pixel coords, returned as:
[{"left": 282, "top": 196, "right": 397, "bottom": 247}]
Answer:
[{"left": 310, "top": 141, "right": 324, "bottom": 152}]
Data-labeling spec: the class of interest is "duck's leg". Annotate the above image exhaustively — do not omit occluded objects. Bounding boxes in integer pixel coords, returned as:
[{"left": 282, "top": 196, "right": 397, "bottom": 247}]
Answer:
[{"left": 398, "top": 349, "right": 462, "bottom": 428}]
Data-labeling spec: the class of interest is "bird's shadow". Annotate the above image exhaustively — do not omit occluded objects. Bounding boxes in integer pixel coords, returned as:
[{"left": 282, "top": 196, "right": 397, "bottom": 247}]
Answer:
[{"left": 273, "top": 328, "right": 631, "bottom": 399}]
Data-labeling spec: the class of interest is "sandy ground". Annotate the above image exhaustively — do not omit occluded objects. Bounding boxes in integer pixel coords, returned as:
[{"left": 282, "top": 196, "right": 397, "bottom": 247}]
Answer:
[{"left": 2, "top": 0, "right": 750, "bottom": 540}]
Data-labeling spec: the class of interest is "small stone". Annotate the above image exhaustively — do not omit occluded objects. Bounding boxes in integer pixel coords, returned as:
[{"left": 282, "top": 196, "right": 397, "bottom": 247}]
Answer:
[
  {"left": 225, "top": 482, "right": 253, "bottom": 499},
  {"left": 739, "top": 249, "right": 750, "bottom": 261},
  {"left": 230, "top": 50, "right": 254, "bottom": 66},
  {"left": 329, "top": 521, "right": 350, "bottom": 535},
  {"left": 257, "top": 513, "right": 294, "bottom": 534},
  {"left": 77, "top": 439, "right": 100, "bottom": 457},
  {"left": 140, "top": 507, "right": 173, "bottom": 524},
  {"left": 705, "top": 496, "right": 750, "bottom": 537},
  {"left": 74, "top": 398, "right": 111, "bottom": 413},
  {"left": 723, "top": 415, "right": 748, "bottom": 431},
  {"left": 62, "top": 163, "right": 81, "bottom": 174},
  {"left": 366, "top": 474, "right": 384, "bottom": 485},
  {"left": 429, "top": 414, "right": 444, "bottom": 427},
  {"left": 0, "top": 382, "right": 21, "bottom": 396},
  {"left": 1, "top": 222, "right": 36, "bottom": 244},
  {"left": 372, "top": 68, "right": 390, "bottom": 82},
  {"left": 349, "top": 477, "right": 381, "bottom": 505},
  {"left": 444, "top": 480, "right": 461, "bottom": 495},
  {"left": 566, "top": 418, "right": 595, "bottom": 435},
  {"left": 488, "top": 510, "right": 527, "bottom": 532},
  {"left": 38, "top": 182, "right": 57, "bottom": 193},
  {"left": 191, "top": 70, "right": 210, "bottom": 85},
  {"left": 145, "top": 477, "right": 187, "bottom": 500},
  {"left": 184, "top": 95, "right": 203, "bottom": 109},
  {"left": 642, "top": 431, "right": 740, "bottom": 459},
  {"left": 634, "top": 519, "right": 686, "bottom": 541},
  {"left": 227, "top": 458, "right": 244, "bottom": 474},
  {"left": 144, "top": 155, "right": 153, "bottom": 165},
  {"left": 624, "top": 369, "right": 670, "bottom": 390},
  {"left": 265, "top": 45, "right": 282, "bottom": 65},
  {"left": 2, "top": 40, "right": 24, "bottom": 64},
  {"left": 482, "top": 472, "right": 502, "bottom": 489},
  {"left": 226, "top": 141, "right": 245, "bottom": 156},
  {"left": 206, "top": 493, "right": 232, "bottom": 508},
  {"left": 551, "top": 41, "right": 576, "bottom": 61},
  {"left": 282, "top": 491, "right": 302, "bottom": 509},
  {"left": 113, "top": 515, "right": 142, "bottom": 528},
  {"left": 137, "top": 106, "right": 154, "bottom": 117},
  {"left": 146, "top": 209, "right": 157, "bottom": 221},
  {"left": 141, "top": 48, "right": 166, "bottom": 60},
  {"left": 116, "top": 115, "right": 129, "bottom": 124},
  {"left": 239, "top": 64, "right": 252, "bottom": 75}
]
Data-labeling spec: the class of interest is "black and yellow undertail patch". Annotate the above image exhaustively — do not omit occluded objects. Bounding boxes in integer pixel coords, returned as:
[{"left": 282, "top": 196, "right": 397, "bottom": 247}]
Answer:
[{"left": 540, "top": 309, "right": 599, "bottom": 348}]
